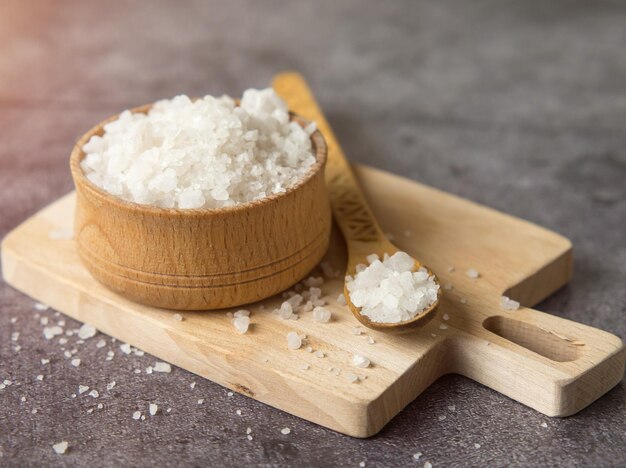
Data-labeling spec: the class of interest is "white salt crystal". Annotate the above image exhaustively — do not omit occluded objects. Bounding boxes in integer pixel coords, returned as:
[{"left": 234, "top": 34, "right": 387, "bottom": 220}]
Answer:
[
  {"left": 413, "top": 452, "right": 422, "bottom": 460},
  {"left": 78, "top": 385, "right": 89, "bottom": 394},
  {"left": 500, "top": 296, "right": 521, "bottom": 311},
  {"left": 149, "top": 403, "right": 158, "bottom": 416},
  {"left": 10, "top": 317, "right": 17, "bottom": 324},
  {"left": 233, "top": 316, "right": 250, "bottom": 334},
  {"left": 49, "top": 228, "right": 74, "bottom": 240},
  {"left": 96, "top": 339, "right": 106, "bottom": 348},
  {"left": 305, "top": 346, "right": 313, "bottom": 353},
  {"left": 279, "top": 301, "right": 294, "bottom": 320},
  {"left": 52, "top": 441, "right": 68, "bottom": 454},
  {"left": 190, "top": 382, "right": 196, "bottom": 389},
  {"left": 40, "top": 317, "right": 49, "bottom": 326},
  {"left": 173, "top": 313, "right": 184, "bottom": 321},
  {"left": 59, "top": 337, "right": 68, "bottom": 345},
  {"left": 31, "top": 409, "right": 37, "bottom": 414},
  {"left": 465, "top": 268, "right": 480, "bottom": 279},
  {"left": 541, "top": 422, "right": 548, "bottom": 428},
  {"left": 359, "top": 462, "right": 366, "bottom": 467},
  {"left": 36, "top": 375, "right": 44, "bottom": 381},
  {"left": 474, "top": 443, "right": 481, "bottom": 449},
  {"left": 346, "top": 252, "right": 439, "bottom": 324},
  {"left": 439, "top": 324, "right": 448, "bottom": 330},
  {"left": 43, "top": 326, "right": 63, "bottom": 340},
  {"left": 120, "top": 343, "right": 132, "bottom": 355},
  {"left": 78, "top": 323, "right": 97, "bottom": 340},
  {"left": 246, "top": 427, "right": 252, "bottom": 434},
  {"left": 352, "top": 354, "right": 370, "bottom": 368},
  {"left": 314, "top": 350, "right": 325, "bottom": 358},
  {"left": 286, "top": 332, "right": 302, "bottom": 350},
  {"left": 337, "top": 294, "right": 347, "bottom": 306},
  {"left": 34, "top": 302, "right": 49, "bottom": 311},
  {"left": 141, "top": 415, "right": 146, "bottom": 421},
  {"left": 424, "top": 462, "right": 433, "bottom": 468},
  {"left": 227, "top": 391, "right": 234, "bottom": 397},
  {"left": 133, "top": 349, "right": 144, "bottom": 356},
  {"left": 346, "top": 372, "right": 359, "bottom": 383},
  {"left": 448, "top": 405, "right": 456, "bottom": 411},
  {"left": 442, "top": 313, "right": 450, "bottom": 321},
  {"left": 299, "top": 363, "right": 310, "bottom": 371},
  {"left": 438, "top": 415, "right": 446, "bottom": 421},
  {"left": 313, "top": 306, "right": 331, "bottom": 323},
  {"left": 443, "top": 283, "right": 453, "bottom": 291},
  {"left": 41, "top": 358, "right": 50, "bottom": 365},
  {"left": 106, "top": 381, "right": 116, "bottom": 390},
  {"left": 236, "top": 409, "right": 242, "bottom": 416},
  {"left": 153, "top": 362, "right": 171, "bottom": 373},
  {"left": 367, "top": 337, "right": 375, "bottom": 345},
  {"left": 132, "top": 411, "right": 141, "bottom": 420},
  {"left": 71, "top": 358, "right": 81, "bottom": 367},
  {"left": 11, "top": 331, "right": 19, "bottom": 341},
  {"left": 88, "top": 390, "right": 99, "bottom": 398},
  {"left": 97, "top": 403, "right": 103, "bottom": 410},
  {"left": 81, "top": 89, "right": 316, "bottom": 209},
  {"left": 304, "top": 276, "right": 324, "bottom": 288},
  {"left": 197, "top": 399, "right": 204, "bottom": 405},
  {"left": 280, "top": 427, "right": 291, "bottom": 435},
  {"left": 21, "top": 396, "right": 26, "bottom": 402}
]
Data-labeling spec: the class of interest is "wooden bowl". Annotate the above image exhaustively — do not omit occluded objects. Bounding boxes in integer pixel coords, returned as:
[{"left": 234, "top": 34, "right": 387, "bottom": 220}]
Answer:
[{"left": 69, "top": 103, "right": 331, "bottom": 310}]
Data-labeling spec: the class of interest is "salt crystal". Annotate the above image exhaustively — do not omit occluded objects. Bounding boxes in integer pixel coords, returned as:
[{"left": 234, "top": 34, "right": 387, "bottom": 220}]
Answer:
[
  {"left": 153, "top": 362, "right": 171, "bottom": 373},
  {"left": 141, "top": 415, "right": 146, "bottom": 420},
  {"left": 246, "top": 427, "right": 252, "bottom": 434},
  {"left": 233, "top": 316, "right": 250, "bottom": 334},
  {"left": 10, "top": 317, "right": 17, "bottom": 324},
  {"left": 351, "top": 327, "right": 363, "bottom": 336},
  {"left": 173, "top": 313, "right": 184, "bottom": 321},
  {"left": 97, "top": 403, "right": 103, "bottom": 410},
  {"left": 448, "top": 405, "right": 455, "bottom": 411},
  {"left": 52, "top": 441, "right": 68, "bottom": 454},
  {"left": 442, "top": 313, "right": 449, "bottom": 321},
  {"left": 134, "top": 369, "right": 141, "bottom": 374},
  {"left": 541, "top": 422, "right": 548, "bottom": 428},
  {"left": 71, "top": 358, "right": 81, "bottom": 367},
  {"left": 132, "top": 411, "right": 141, "bottom": 420},
  {"left": 31, "top": 409, "right": 38, "bottom": 414},
  {"left": 304, "top": 276, "right": 324, "bottom": 288},
  {"left": 21, "top": 396, "right": 26, "bottom": 402},
  {"left": 352, "top": 354, "right": 370, "bottom": 368},
  {"left": 197, "top": 399, "right": 204, "bottom": 405},
  {"left": 280, "top": 427, "right": 291, "bottom": 435},
  {"left": 120, "top": 343, "right": 132, "bottom": 354},
  {"left": 439, "top": 324, "right": 448, "bottom": 330},
  {"left": 43, "top": 326, "right": 63, "bottom": 340},
  {"left": 474, "top": 443, "right": 481, "bottom": 449},
  {"left": 236, "top": 409, "right": 242, "bottom": 416},
  {"left": 314, "top": 350, "right": 325, "bottom": 358},
  {"left": 337, "top": 294, "right": 347, "bottom": 306},
  {"left": 36, "top": 375, "right": 44, "bottom": 381},
  {"left": 413, "top": 452, "right": 422, "bottom": 461},
  {"left": 34, "top": 302, "right": 49, "bottom": 311},
  {"left": 145, "top": 366, "right": 152, "bottom": 374},
  {"left": 133, "top": 349, "right": 144, "bottom": 356},
  {"left": 279, "top": 301, "right": 294, "bottom": 320},
  {"left": 166, "top": 408, "right": 172, "bottom": 413},
  {"left": 59, "top": 337, "right": 68, "bottom": 345},
  {"left": 81, "top": 89, "right": 316, "bottom": 209},
  {"left": 190, "top": 382, "right": 196, "bottom": 389},
  {"left": 78, "top": 385, "right": 89, "bottom": 394},
  {"left": 299, "top": 363, "right": 310, "bottom": 371},
  {"left": 88, "top": 390, "right": 99, "bottom": 398},
  {"left": 149, "top": 403, "right": 158, "bottom": 416},
  {"left": 443, "top": 283, "right": 453, "bottom": 291},
  {"left": 247, "top": 435, "right": 253, "bottom": 440},
  {"left": 313, "top": 306, "right": 331, "bottom": 323},
  {"left": 424, "top": 462, "right": 433, "bottom": 468},
  {"left": 346, "top": 252, "right": 439, "bottom": 324},
  {"left": 41, "top": 358, "right": 50, "bottom": 365},
  {"left": 227, "top": 391, "right": 234, "bottom": 397},
  {"left": 286, "top": 332, "right": 302, "bottom": 350},
  {"left": 346, "top": 372, "right": 359, "bottom": 383},
  {"left": 359, "top": 462, "right": 366, "bottom": 467},
  {"left": 367, "top": 337, "right": 375, "bottom": 345},
  {"left": 106, "top": 381, "right": 116, "bottom": 390},
  {"left": 4, "top": 379, "right": 12, "bottom": 386},
  {"left": 11, "top": 332, "right": 19, "bottom": 341},
  {"left": 465, "top": 268, "right": 480, "bottom": 279},
  {"left": 78, "top": 323, "right": 97, "bottom": 340},
  {"left": 438, "top": 415, "right": 446, "bottom": 421},
  {"left": 96, "top": 339, "right": 106, "bottom": 348},
  {"left": 500, "top": 296, "right": 521, "bottom": 311}
]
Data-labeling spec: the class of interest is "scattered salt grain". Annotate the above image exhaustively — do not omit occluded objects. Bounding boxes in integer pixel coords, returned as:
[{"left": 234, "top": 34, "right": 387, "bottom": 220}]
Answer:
[
  {"left": 4, "top": 379, "right": 12, "bottom": 386},
  {"left": 474, "top": 443, "right": 481, "bottom": 449},
  {"left": 465, "top": 268, "right": 480, "bottom": 279},
  {"left": 71, "top": 358, "right": 81, "bottom": 367},
  {"left": 173, "top": 313, "right": 184, "bottom": 321},
  {"left": 233, "top": 315, "right": 250, "bottom": 334},
  {"left": 541, "top": 422, "right": 548, "bottom": 428},
  {"left": 346, "top": 372, "right": 359, "bottom": 383},
  {"left": 413, "top": 452, "right": 422, "bottom": 461},
  {"left": 41, "top": 358, "right": 50, "bottom": 365},
  {"left": 134, "top": 369, "right": 141, "bottom": 374},
  {"left": 227, "top": 391, "right": 234, "bottom": 397},
  {"left": 141, "top": 415, "right": 146, "bottom": 421},
  {"left": 346, "top": 252, "right": 439, "bottom": 324},
  {"left": 299, "top": 363, "right": 310, "bottom": 371},
  {"left": 11, "top": 331, "right": 19, "bottom": 341},
  {"left": 443, "top": 283, "right": 453, "bottom": 291},
  {"left": 78, "top": 385, "right": 89, "bottom": 394},
  {"left": 190, "top": 382, "right": 196, "bottom": 389},
  {"left": 106, "top": 381, "right": 116, "bottom": 390},
  {"left": 368, "top": 336, "right": 375, "bottom": 344},
  {"left": 49, "top": 228, "right": 74, "bottom": 240},
  {"left": 149, "top": 403, "right": 158, "bottom": 416},
  {"left": 97, "top": 403, "right": 103, "bottom": 410},
  {"left": 280, "top": 427, "right": 291, "bottom": 435},
  {"left": 31, "top": 409, "right": 38, "bottom": 414},
  {"left": 500, "top": 296, "right": 521, "bottom": 311},
  {"left": 351, "top": 327, "right": 363, "bottom": 336},
  {"left": 59, "top": 337, "right": 68, "bottom": 345},
  {"left": 337, "top": 294, "right": 347, "bottom": 306},
  {"left": 10, "top": 317, "right": 17, "bottom": 324},
  {"left": 120, "top": 343, "right": 132, "bottom": 355},
  {"left": 313, "top": 306, "right": 331, "bottom": 323},
  {"left": 153, "top": 362, "right": 171, "bottom": 373},
  {"left": 352, "top": 354, "right": 371, "bottom": 368},
  {"left": 442, "top": 313, "right": 449, "bottom": 321},
  {"left": 304, "top": 276, "right": 324, "bottom": 288},
  {"left": 21, "top": 396, "right": 26, "bottom": 402},
  {"left": 81, "top": 89, "right": 316, "bottom": 209},
  {"left": 424, "top": 462, "right": 433, "bottom": 468},
  {"left": 460, "top": 298, "right": 468, "bottom": 304},
  {"left": 236, "top": 409, "right": 242, "bottom": 416},
  {"left": 132, "top": 411, "right": 141, "bottom": 420},
  {"left": 52, "top": 441, "right": 68, "bottom": 454},
  {"left": 314, "top": 350, "right": 325, "bottom": 358},
  {"left": 43, "top": 326, "right": 63, "bottom": 340},
  {"left": 88, "top": 390, "right": 99, "bottom": 398},
  {"left": 247, "top": 435, "right": 253, "bottom": 440},
  {"left": 286, "top": 332, "right": 302, "bottom": 350},
  {"left": 133, "top": 349, "right": 144, "bottom": 356},
  {"left": 36, "top": 375, "right": 44, "bottom": 381},
  {"left": 359, "top": 462, "right": 366, "bottom": 467},
  {"left": 96, "top": 339, "right": 106, "bottom": 349},
  {"left": 34, "top": 302, "right": 49, "bottom": 311},
  {"left": 279, "top": 301, "right": 294, "bottom": 320},
  {"left": 439, "top": 324, "right": 448, "bottom": 330},
  {"left": 438, "top": 415, "right": 446, "bottom": 421},
  {"left": 197, "top": 399, "right": 204, "bottom": 405},
  {"left": 78, "top": 323, "right": 97, "bottom": 340},
  {"left": 246, "top": 427, "right": 252, "bottom": 434},
  {"left": 448, "top": 405, "right": 455, "bottom": 412}
]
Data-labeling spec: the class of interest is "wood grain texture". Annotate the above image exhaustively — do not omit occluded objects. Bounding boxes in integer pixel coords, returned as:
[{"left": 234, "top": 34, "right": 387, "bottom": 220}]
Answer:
[
  {"left": 2, "top": 165, "right": 623, "bottom": 437},
  {"left": 69, "top": 105, "right": 331, "bottom": 310}
]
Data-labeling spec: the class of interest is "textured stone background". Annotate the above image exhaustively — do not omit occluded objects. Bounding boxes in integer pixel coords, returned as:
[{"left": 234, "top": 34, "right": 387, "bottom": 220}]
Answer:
[{"left": 0, "top": 1, "right": 624, "bottom": 466}]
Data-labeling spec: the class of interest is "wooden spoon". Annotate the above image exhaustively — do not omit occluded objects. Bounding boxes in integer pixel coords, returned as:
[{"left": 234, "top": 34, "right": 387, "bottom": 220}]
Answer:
[{"left": 273, "top": 73, "right": 441, "bottom": 332}]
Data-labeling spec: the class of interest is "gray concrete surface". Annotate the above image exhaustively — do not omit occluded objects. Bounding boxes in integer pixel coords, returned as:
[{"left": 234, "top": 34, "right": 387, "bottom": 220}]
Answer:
[{"left": 0, "top": 0, "right": 624, "bottom": 466}]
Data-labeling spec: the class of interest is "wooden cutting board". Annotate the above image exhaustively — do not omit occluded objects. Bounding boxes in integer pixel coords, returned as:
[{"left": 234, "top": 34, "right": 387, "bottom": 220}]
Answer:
[{"left": 2, "top": 76, "right": 624, "bottom": 438}]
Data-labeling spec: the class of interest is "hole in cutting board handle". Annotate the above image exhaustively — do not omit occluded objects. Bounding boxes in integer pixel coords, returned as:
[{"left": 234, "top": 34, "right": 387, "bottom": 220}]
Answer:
[{"left": 483, "top": 316, "right": 582, "bottom": 362}]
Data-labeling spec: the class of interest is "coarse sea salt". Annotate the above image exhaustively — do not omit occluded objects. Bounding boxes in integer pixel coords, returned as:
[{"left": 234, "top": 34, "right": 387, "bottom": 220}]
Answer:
[
  {"left": 500, "top": 296, "right": 520, "bottom": 311},
  {"left": 286, "top": 332, "right": 302, "bottom": 350},
  {"left": 352, "top": 354, "right": 371, "bottom": 368},
  {"left": 153, "top": 362, "right": 171, "bottom": 373},
  {"left": 313, "top": 306, "right": 331, "bottom": 323},
  {"left": 81, "top": 89, "right": 317, "bottom": 209},
  {"left": 77, "top": 323, "right": 97, "bottom": 340},
  {"left": 346, "top": 252, "right": 439, "bottom": 324},
  {"left": 52, "top": 441, "right": 68, "bottom": 454},
  {"left": 233, "top": 315, "right": 250, "bottom": 334}
]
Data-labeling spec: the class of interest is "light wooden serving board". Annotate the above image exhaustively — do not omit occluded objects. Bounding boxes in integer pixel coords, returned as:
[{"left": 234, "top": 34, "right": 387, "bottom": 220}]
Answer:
[{"left": 2, "top": 78, "right": 624, "bottom": 438}]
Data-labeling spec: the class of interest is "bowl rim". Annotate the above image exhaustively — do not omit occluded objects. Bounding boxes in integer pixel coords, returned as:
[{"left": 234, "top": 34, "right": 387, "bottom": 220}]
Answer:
[{"left": 69, "top": 101, "right": 328, "bottom": 217}]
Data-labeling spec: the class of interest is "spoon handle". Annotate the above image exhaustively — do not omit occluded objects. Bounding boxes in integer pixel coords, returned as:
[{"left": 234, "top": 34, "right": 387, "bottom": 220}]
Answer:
[{"left": 273, "top": 72, "right": 384, "bottom": 247}]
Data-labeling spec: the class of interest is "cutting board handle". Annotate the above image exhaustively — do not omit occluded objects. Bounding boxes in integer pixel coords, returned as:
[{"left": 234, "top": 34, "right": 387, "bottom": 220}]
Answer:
[{"left": 454, "top": 307, "right": 625, "bottom": 416}]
